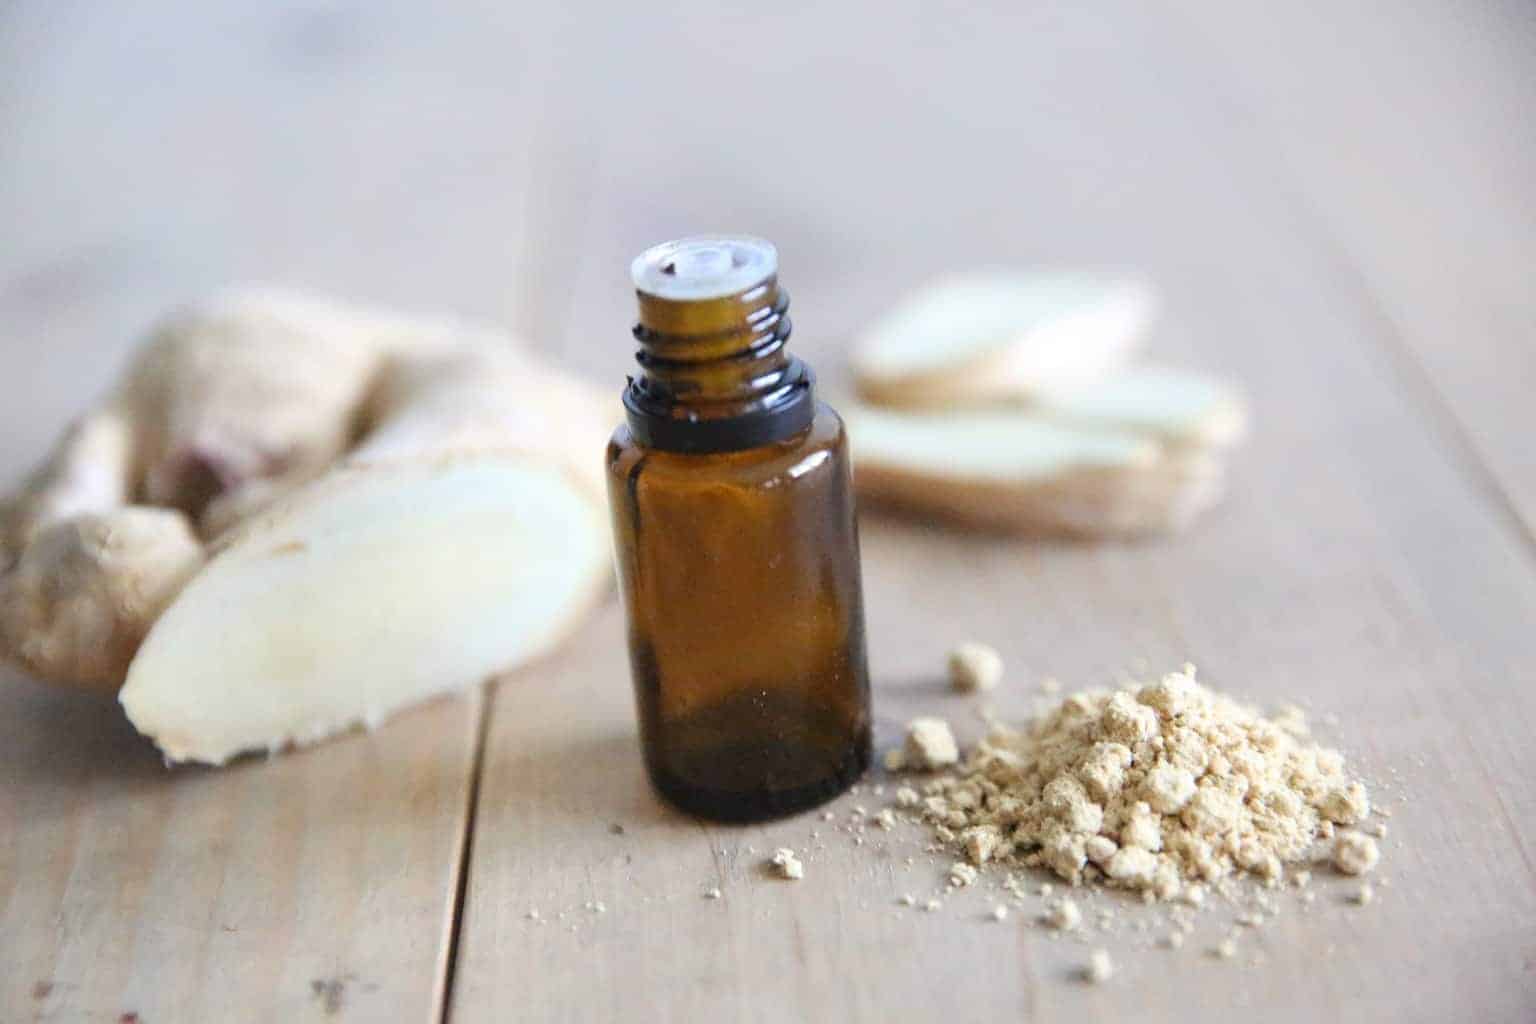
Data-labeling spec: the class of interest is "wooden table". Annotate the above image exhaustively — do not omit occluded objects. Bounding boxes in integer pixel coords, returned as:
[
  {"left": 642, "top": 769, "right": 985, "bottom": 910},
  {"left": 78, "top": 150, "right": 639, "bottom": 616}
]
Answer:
[{"left": 3, "top": 2, "right": 1533, "bottom": 1020}]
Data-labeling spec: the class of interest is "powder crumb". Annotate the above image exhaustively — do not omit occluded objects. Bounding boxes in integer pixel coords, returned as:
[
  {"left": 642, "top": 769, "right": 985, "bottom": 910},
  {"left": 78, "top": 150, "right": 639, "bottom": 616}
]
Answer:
[
  {"left": 1237, "top": 913, "right": 1264, "bottom": 928},
  {"left": 1293, "top": 871, "right": 1312, "bottom": 888},
  {"left": 992, "top": 905, "right": 1009, "bottom": 922},
  {"left": 949, "top": 643, "right": 1004, "bottom": 693},
  {"left": 526, "top": 909, "right": 541, "bottom": 921},
  {"left": 1040, "top": 677, "right": 1062, "bottom": 695},
  {"left": 949, "top": 863, "right": 979, "bottom": 888},
  {"left": 899, "top": 894, "right": 916, "bottom": 907},
  {"left": 1085, "top": 835, "right": 1118, "bottom": 865},
  {"left": 899, "top": 717, "right": 960, "bottom": 771},
  {"left": 1039, "top": 883, "right": 1055, "bottom": 898},
  {"left": 1213, "top": 939, "right": 1238, "bottom": 960},
  {"left": 1043, "top": 898, "right": 1082, "bottom": 932},
  {"left": 894, "top": 786, "right": 921, "bottom": 809},
  {"left": 963, "top": 826, "right": 1004, "bottom": 864},
  {"left": 925, "top": 899, "right": 943, "bottom": 913},
  {"left": 704, "top": 888, "right": 722, "bottom": 900},
  {"left": 1371, "top": 822, "right": 1389, "bottom": 839},
  {"left": 1143, "top": 764, "right": 1197, "bottom": 814},
  {"left": 591, "top": 901, "right": 606, "bottom": 914},
  {"left": 770, "top": 848, "right": 804, "bottom": 880},
  {"left": 1272, "top": 704, "right": 1309, "bottom": 736},
  {"left": 1163, "top": 931, "right": 1185, "bottom": 950},
  {"left": 1321, "top": 782, "right": 1371, "bottom": 825},
  {"left": 1333, "top": 833, "right": 1380, "bottom": 876},
  {"left": 821, "top": 811, "right": 836, "bottom": 822},
  {"left": 873, "top": 809, "right": 897, "bottom": 831},
  {"left": 1083, "top": 949, "right": 1114, "bottom": 984},
  {"left": 1351, "top": 883, "right": 1374, "bottom": 906}
]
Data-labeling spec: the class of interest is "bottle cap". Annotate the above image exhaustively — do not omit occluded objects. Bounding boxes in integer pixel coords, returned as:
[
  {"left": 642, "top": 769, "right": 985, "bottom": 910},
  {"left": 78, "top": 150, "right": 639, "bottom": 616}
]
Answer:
[{"left": 631, "top": 235, "right": 778, "bottom": 301}]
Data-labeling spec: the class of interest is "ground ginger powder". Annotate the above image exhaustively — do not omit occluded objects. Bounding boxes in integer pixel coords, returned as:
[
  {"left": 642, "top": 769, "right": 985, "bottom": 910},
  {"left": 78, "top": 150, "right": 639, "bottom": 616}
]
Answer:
[{"left": 891, "top": 666, "right": 1374, "bottom": 900}]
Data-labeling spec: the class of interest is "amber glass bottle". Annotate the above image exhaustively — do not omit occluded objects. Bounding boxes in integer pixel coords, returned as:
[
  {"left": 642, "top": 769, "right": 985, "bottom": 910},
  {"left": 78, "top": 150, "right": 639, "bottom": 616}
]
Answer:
[{"left": 607, "top": 236, "right": 871, "bottom": 822}]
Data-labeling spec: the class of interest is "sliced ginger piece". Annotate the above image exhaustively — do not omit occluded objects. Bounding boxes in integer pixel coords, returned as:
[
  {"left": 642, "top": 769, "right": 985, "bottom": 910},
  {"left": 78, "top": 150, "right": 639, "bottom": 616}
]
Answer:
[
  {"left": 1028, "top": 366, "right": 1249, "bottom": 450},
  {"left": 845, "top": 405, "right": 1225, "bottom": 537},
  {"left": 851, "top": 272, "right": 1155, "bottom": 407},
  {"left": 120, "top": 455, "right": 607, "bottom": 764}
]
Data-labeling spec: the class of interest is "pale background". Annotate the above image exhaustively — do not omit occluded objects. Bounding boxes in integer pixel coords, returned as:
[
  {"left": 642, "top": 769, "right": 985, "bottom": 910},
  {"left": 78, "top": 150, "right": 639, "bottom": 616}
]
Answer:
[{"left": 2, "top": 2, "right": 1534, "bottom": 1021}]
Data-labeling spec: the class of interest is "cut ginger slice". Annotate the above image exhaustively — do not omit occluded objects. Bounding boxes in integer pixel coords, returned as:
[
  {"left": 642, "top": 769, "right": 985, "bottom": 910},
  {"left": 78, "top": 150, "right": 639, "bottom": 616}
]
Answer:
[
  {"left": 845, "top": 405, "right": 1225, "bottom": 537},
  {"left": 120, "top": 453, "right": 608, "bottom": 764},
  {"left": 851, "top": 272, "right": 1155, "bottom": 407},
  {"left": 1026, "top": 366, "right": 1249, "bottom": 450}
]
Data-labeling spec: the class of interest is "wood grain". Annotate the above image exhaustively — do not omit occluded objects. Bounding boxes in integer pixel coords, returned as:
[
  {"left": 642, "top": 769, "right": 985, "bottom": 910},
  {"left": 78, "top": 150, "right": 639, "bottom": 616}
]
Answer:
[
  {"left": 0, "top": 1, "right": 1533, "bottom": 1021},
  {"left": 1168, "top": 1, "right": 1536, "bottom": 539},
  {"left": 0, "top": 668, "right": 481, "bottom": 1022}
]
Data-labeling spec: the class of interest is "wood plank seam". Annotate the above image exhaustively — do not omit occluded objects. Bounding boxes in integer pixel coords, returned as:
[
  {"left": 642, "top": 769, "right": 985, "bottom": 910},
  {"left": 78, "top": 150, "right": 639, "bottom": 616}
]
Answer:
[{"left": 438, "top": 682, "right": 496, "bottom": 1024}]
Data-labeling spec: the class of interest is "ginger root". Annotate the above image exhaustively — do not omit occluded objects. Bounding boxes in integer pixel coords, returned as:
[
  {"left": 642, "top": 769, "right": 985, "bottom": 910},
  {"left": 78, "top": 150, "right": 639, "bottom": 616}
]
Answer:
[{"left": 1, "top": 289, "right": 613, "bottom": 762}]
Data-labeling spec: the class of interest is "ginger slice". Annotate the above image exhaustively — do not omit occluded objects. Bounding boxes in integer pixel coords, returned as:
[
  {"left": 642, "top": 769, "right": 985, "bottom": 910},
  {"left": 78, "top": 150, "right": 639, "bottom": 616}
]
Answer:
[
  {"left": 1026, "top": 366, "right": 1249, "bottom": 451},
  {"left": 851, "top": 272, "right": 1155, "bottom": 407},
  {"left": 845, "top": 404, "right": 1225, "bottom": 537},
  {"left": 120, "top": 454, "right": 607, "bottom": 764}
]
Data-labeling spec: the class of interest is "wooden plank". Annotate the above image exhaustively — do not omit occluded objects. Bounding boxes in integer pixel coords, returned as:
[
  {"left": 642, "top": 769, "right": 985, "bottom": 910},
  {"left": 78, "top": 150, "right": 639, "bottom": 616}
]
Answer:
[
  {"left": 452, "top": 2, "right": 1536, "bottom": 1021},
  {"left": 0, "top": 672, "right": 480, "bottom": 1022},
  {"left": 1166, "top": 0, "right": 1536, "bottom": 537}
]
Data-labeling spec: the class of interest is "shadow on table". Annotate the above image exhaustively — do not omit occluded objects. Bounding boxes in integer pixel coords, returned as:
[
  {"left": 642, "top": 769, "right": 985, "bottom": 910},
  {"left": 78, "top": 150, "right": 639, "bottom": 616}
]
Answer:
[{"left": 0, "top": 664, "right": 167, "bottom": 786}]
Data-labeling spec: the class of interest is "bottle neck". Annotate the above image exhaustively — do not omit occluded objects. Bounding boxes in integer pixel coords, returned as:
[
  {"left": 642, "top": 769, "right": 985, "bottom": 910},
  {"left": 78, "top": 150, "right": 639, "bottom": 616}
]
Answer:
[{"left": 624, "top": 277, "right": 815, "bottom": 453}]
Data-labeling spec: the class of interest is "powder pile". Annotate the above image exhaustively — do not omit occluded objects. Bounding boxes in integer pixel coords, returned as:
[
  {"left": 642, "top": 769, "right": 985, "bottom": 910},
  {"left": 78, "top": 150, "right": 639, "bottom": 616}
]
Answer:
[{"left": 888, "top": 666, "right": 1376, "bottom": 901}]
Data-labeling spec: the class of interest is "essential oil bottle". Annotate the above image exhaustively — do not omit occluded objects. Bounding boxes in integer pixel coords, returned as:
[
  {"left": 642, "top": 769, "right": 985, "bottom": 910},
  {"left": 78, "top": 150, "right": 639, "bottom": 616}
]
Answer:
[{"left": 606, "top": 235, "right": 871, "bottom": 822}]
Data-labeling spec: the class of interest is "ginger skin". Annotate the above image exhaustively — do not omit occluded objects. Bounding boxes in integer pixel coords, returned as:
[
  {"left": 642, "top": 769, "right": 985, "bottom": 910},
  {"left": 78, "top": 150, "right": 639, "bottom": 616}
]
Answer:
[
  {"left": 0, "top": 288, "right": 608, "bottom": 693},
  {"left": 0, "top": 510, "right": 202, "bottom": 691}
]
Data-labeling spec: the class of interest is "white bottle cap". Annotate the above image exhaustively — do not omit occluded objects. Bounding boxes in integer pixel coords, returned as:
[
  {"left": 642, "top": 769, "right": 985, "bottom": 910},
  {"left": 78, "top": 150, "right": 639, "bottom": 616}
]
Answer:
[{"left": 631, "top": 235, "right": 778, "bottom": 301}]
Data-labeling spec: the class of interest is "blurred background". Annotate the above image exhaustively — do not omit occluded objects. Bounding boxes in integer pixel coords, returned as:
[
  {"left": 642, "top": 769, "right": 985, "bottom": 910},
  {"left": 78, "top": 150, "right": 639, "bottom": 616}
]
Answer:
[{"left": 2, "top": 1, "right": 1531, "bottom": 498}]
